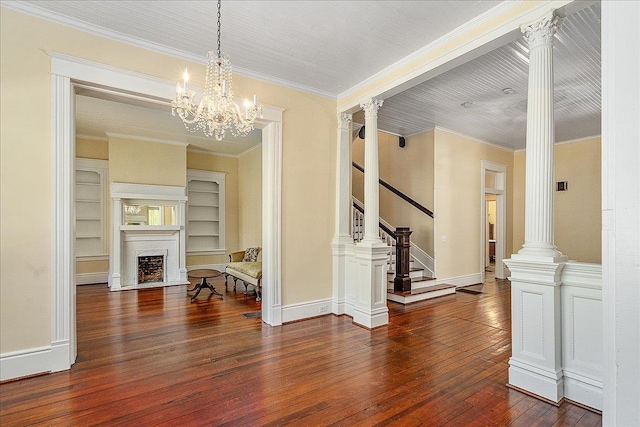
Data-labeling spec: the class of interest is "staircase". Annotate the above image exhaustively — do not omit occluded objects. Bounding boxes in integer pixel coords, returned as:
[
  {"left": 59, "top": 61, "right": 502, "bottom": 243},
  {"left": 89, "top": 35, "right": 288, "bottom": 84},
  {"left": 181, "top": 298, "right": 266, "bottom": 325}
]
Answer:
[{"left": 352, "top": 199, "right": 456, "bottom": 304}]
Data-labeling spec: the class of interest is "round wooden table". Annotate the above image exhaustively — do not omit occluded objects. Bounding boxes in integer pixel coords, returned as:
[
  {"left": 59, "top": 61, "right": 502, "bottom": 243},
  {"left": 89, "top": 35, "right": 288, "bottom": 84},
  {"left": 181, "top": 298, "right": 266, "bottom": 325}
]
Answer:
[{"left": 187, "top": 269, "right": 223, "bottom": 301}]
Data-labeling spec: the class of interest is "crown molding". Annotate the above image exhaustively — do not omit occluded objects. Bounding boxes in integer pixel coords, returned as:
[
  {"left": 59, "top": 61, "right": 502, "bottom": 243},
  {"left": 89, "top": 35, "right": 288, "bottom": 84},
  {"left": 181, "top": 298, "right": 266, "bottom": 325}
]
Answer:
[
  {"left": 3, "top": 1, "right": 336, "bottom": 100},
  {"left": 186, "top": 147, "right": 238, "bottom": 159},
  {"left": 76, "top": 134, "right": 108, "bottom": 142},
  {"left": 434, "top": 126, "right": 515, "bottom": 153},
  {"left": 105, "top": 132, "right": 188, "bottom": 147},
  {"left": 555, "top": 134, "right": 602, "bottom": 146},
  {"left": 237, "top": 143, "right": 263, "bottom": 158}
]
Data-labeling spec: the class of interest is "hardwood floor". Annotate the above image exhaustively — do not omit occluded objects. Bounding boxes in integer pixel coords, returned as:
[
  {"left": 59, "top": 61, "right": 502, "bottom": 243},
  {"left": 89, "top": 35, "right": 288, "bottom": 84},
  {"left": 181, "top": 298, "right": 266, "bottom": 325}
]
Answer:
[{"left": 0, "top": 276, "right": 601, "bottom": 426}]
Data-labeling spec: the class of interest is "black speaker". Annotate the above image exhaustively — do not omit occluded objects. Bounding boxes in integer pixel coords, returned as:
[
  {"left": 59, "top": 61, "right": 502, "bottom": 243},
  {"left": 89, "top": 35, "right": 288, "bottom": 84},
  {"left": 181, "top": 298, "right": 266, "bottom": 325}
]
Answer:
[
  {"left": 358, "top": 125, "right": 366, "bottom": 139},
  {"left": 399, "top": 136, "right": 406, "bottom": 148}
]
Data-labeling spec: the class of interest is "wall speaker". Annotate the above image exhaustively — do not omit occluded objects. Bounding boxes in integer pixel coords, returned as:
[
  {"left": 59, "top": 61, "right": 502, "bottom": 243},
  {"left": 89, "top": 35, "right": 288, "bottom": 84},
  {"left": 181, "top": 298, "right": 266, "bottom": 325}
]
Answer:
[{"left": 399, "top": 136, "right": 406, "bottom": 148}]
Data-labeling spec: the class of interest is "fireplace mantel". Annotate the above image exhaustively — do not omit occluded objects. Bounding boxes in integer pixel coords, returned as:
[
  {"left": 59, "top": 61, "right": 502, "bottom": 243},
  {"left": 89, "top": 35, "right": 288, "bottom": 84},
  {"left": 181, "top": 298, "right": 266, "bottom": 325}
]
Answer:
[{"left": 109, "top": 182, "right": 189, "bottom": 290}]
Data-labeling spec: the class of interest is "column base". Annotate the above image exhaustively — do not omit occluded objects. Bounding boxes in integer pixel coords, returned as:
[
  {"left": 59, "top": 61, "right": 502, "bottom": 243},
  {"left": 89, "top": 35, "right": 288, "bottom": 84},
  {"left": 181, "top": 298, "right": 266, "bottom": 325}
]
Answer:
[
  {"left": 509, "top": 358, "right": 564, "bottom": 403},
  {"left": 353, "top": 306, "right": 389, "bottom": 329},
  {"left": 352, "top": 244, "right": 390, "bottom": 329}
]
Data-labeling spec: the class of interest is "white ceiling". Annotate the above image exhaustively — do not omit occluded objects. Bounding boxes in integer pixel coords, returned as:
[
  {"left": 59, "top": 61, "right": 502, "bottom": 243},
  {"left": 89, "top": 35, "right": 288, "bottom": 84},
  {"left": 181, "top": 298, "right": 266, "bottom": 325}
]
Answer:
[{"left": 5, "top": 1, "right": 601, "bottom": 153}]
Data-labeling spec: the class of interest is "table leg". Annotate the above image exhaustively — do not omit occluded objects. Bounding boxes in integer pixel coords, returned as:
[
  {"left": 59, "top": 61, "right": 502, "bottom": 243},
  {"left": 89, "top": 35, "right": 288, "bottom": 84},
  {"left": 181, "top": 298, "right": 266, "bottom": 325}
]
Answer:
[{"left": 190, "top": 277, "right": 223, "bottom": 301}]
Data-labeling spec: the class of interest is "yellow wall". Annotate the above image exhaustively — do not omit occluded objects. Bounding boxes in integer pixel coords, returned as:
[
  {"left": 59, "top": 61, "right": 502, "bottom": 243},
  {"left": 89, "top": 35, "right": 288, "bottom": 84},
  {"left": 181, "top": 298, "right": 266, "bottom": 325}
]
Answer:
[
  {"left": 109, "top": 136, "right": 186, "bottom": 187},
  {"left": 238, "top": 146, "right": 263, "bottom": 250},
  {"left": 352, "top": 129, "right": 435, "bottom": 255},
  {"left": 434, "top": 128, "right": 514, "bottom": 280},
  {"left": 186, "top": 151, "right": 239, "bottom": 267},
  {"left": 0, "top": 8, "right": 336, "bottom": 354},
  {"left": 512, "top": 137, "right": 602, "bottom": 263}
]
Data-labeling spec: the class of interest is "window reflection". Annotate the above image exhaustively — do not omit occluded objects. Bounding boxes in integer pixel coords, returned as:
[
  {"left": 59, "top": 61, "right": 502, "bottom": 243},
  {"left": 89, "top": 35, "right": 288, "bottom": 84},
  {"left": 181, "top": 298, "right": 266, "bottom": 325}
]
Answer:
[{"left": 123, "top": 203, "right": 175, "bottom": 225}]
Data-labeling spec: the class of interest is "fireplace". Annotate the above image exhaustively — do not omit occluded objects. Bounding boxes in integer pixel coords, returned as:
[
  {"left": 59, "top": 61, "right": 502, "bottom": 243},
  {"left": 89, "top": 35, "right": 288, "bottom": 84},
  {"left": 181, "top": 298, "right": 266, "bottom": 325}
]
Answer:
[
  {"left": 109, "top": 182, "right": 189, "bottom": 290},
  {"left": 137, "top": 252, "right": 166, "bottom": 284}
]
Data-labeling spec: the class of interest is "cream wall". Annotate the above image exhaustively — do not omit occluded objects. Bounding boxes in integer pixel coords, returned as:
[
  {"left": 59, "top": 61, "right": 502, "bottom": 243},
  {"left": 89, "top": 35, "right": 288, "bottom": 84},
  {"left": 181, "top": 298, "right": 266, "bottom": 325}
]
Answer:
[
  {"left": 0, "top": 8, "right": 336, "bottom": 354},
  {"left": 109, "top": 136, "right": 186, "bottom": 187},
  {"left": 186, "top": 151, "right": 240, "bottom": 267},
  {"left": 512, "top": 136, "right": 602, "bottom": 263},
  {"left": 238, "top": 146, "right": 263, "bottom": 250},
  {"left": 434, "top": 128, "right": 514, "bottom": 280},
  {"left": 352, "top": 130, "right": 435, "bottom": 255}
]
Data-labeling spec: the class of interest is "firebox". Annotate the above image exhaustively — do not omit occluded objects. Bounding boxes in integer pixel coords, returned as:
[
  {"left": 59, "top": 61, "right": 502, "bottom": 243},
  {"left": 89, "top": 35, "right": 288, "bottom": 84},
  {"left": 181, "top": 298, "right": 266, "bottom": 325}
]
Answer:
[{"left": 136, "top": 251, "right": 166, "bottom": 284}]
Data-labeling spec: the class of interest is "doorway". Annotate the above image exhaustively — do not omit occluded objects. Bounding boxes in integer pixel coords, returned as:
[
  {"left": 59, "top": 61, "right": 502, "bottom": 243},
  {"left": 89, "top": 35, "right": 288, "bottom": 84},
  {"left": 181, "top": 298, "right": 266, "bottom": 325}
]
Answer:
[
  {"left": 480, "top": 161, "right": 506, "bottom": 282},
  {"left": 50, "top": 54, "right": 283, "bottom": 371}
]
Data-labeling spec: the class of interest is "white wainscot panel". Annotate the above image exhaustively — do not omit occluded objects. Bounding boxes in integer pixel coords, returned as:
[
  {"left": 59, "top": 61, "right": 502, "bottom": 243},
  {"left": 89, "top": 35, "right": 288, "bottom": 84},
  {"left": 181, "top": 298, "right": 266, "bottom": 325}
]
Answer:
[
  {"left": 561, "top": 262, "right": 603, "bottom": 411},
  {"left": 521, "top": 290, "right": 545, "bottom": 360}
]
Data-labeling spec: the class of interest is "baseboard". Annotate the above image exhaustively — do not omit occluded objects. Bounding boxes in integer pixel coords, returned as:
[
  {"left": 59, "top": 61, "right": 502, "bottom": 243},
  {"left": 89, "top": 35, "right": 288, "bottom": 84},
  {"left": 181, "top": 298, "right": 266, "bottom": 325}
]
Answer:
[
  {"left": 410, "top": 245, "right": 435, "bottom": 277},
  {"left": 509, "top": 359, "right": 564, "bottom": 403},
  {"left": 563, "top": 369, "right": 603, "bottom": 411},
  {"left": 435, "top": 273, "right": 483, "bottom": 287},
  {"left": 76, "top": 272, "right": 108, "bottom": 285},
  {"left": 282, "top": 298, "right": 332, "bottom": 323},
  {"left": 0, "top": 346, "right": 52, "bottom": 381}
]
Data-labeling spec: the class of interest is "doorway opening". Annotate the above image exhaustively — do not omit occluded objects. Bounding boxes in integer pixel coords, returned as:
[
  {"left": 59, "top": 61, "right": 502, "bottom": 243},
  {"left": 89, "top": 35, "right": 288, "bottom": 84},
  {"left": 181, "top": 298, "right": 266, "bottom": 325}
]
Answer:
[{"left": 481, "top": 161, "right": 506, "bottom": 282}]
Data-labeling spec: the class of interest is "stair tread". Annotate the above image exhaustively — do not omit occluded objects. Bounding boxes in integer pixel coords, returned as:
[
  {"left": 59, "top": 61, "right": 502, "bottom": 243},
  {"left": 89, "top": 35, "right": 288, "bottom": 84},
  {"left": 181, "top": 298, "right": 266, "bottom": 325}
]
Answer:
[
  {"left": 388, "top": 277, "right": 435, "bottom": 284},
  {"left": 387, "top": 283, "right": 456, "bottom": 296}
]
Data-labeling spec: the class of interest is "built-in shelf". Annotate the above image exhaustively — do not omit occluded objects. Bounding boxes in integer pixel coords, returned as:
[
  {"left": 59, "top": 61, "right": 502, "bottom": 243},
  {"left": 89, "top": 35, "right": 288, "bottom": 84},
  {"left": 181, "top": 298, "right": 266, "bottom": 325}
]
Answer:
[
  {"left": 187, "top": 169, "right": 226, "bottom": 255},
  {"left": 75, "top": 158, "right": 109, "bottom": 258}
]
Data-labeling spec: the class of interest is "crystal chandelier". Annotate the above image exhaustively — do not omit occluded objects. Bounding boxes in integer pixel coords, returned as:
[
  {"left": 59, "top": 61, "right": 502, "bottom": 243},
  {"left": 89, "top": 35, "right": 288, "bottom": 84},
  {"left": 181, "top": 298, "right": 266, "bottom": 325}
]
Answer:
[{"left": 172, "top": 0, "right": 262, "bottom": 141}]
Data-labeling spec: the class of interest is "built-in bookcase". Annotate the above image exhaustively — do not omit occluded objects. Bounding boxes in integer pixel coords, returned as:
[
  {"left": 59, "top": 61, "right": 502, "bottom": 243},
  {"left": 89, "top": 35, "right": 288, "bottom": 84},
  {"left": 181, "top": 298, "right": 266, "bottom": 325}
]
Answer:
[
  {"left": 75, "top": 158, "right": 109, "bottom": 259},
  {"left": 186, "top": 169, "right": 226, "bottom": 255}
]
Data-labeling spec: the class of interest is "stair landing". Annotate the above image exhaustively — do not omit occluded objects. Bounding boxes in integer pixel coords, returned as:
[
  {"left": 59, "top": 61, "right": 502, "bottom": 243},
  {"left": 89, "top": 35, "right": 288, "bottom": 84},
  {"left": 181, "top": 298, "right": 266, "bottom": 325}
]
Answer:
[{"left": 387, "top": 283, "right": 456, "bottom": 304}]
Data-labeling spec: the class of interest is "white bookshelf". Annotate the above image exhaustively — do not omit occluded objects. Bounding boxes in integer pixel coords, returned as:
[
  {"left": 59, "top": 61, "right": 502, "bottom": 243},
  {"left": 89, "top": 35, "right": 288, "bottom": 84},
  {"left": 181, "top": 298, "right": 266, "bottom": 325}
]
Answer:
[
  {"left": 75, "top": 158, "right": 109, "bottom": 258},
  {"left": 186, "top": 170, "right": 226, "bottom": 255}
]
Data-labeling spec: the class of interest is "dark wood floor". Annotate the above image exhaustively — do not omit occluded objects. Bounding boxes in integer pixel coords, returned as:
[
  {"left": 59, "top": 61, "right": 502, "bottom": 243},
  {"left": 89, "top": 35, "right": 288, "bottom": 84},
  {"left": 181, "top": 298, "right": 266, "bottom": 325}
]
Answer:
[{"left": 0, "top": 275, "right": 601, "bottom": 426}]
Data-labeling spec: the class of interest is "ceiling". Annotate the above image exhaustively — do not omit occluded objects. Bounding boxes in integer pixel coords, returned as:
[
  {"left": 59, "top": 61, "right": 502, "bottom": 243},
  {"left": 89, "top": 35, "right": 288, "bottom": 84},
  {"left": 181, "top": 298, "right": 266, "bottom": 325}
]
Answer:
[{"left": 5, "top": 1, "right": 601, "bottom": 153}]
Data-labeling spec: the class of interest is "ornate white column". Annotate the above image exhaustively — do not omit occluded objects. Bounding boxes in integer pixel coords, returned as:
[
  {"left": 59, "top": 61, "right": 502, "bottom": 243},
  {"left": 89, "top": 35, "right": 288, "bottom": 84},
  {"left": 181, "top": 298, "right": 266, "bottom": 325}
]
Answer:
[
  {"left": 360, "top": 98, "right": 384, "bottom": 246},
  {"left": 504, "top": 12, "right": 567, "bottom": 404},
  {"left": 110, "top": 197, "right": 123, "bottom": 289},
  {"left": 352, "top": 98, "right": 389, "bottom": 329},
  {"left": 331, "top": 112, "right": 353, "bottom": 315},
  {"left": 178, "top": 200, "right": 187, "bottom": 281},
  {"left": 514, "top": 13, "right": 565, "bottom": 263}
]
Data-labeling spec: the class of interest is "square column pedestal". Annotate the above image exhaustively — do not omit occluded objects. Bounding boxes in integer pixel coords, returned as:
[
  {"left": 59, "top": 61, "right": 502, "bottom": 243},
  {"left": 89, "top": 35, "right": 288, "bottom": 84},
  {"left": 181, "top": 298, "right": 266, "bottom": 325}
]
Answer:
[
  {"left": 504, "top": 254, "right": 567, "bottom": 403},
  {"left": 352, "top": 243, "right": 390, "bottom": 329}
]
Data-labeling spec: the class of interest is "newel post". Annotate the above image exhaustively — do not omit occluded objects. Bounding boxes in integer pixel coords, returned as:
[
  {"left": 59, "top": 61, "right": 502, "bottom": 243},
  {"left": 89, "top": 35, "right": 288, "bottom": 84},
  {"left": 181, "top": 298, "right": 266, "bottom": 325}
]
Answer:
[{"left": 394, "top": 227, "right": 412, "bottom": 292}]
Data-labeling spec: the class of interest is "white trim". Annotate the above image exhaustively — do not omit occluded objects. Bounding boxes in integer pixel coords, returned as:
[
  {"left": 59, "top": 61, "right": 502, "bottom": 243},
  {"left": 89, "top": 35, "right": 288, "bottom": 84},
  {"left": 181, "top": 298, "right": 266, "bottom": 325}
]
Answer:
[
  {"left": 41, "top": 54, "right": 284, "bottom": 382},
  {"left": 105, "top": 132, "right": 189, "bottom": 147},
  {"left": 186, "top": 147, "right": 238, "bottom": 158},
  {"left": 481, "top": 161, "right": 508, "bottom": 280},
  {"left": 564, "top": 370, "right": 603, "bottom": 412},
  {"left": 409, "top": 244, "right": 435, "bottom": 279},
  {"left": 281, "top": 298, "right": 333, "bottom": 323},
  {"left": 237, "top": 142, "right": 263, "bottom": 158},
  {"left": 338, "top": 0, "right": 573, "bottom": 111},
  {"left": 0, "top": 346, "right": 52, "bottom": 382},
  {"left": 555, "top": 134, "right": 602, "bottom": 146},
  {"left": 76, "top": 272, "right": 109, "bottom": 285},
  {"left": 76, "top": 255, "right": 109, "bottom": 262},
  {"left": 434, "top": 273, "right": 483, "bottom": 288}
]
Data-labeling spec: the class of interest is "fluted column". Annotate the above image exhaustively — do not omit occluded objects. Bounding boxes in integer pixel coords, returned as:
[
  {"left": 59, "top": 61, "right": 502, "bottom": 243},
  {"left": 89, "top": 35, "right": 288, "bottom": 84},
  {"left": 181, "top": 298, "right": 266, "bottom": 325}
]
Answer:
[
  {"left": 331, "top": 112, "right": 353, "bottom": 315},
  {"left": 334, "top": 113, "right": 353, "bottom": 243},
  {"left": 504, "top": 12, "right": 567, "bottom": 404},
  {"left": 516, "top": 13, "right": 565, "bottom": 262},
  {"left": 360, "top": 98, "right": 384, "bottom": 246}
]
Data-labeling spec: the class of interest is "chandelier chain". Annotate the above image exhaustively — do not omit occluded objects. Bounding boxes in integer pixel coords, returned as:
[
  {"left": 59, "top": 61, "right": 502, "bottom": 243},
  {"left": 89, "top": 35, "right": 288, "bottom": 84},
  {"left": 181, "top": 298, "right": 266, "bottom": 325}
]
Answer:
[{"left": 217, "top": 0, "right": 221, "bottom": 58}]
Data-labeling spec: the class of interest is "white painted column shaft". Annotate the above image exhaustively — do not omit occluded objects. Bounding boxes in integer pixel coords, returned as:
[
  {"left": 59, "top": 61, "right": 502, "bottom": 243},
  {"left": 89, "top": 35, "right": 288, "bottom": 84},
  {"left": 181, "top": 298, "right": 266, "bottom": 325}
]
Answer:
[
  {"left": 518, "top": 15, "right": 564, "bottom": 260},
  {"left": 334, "top": 113, "right": 353, "bottom": 241},
  {"left": 360, "top": 98, "right": 383, "bottom": 245}
]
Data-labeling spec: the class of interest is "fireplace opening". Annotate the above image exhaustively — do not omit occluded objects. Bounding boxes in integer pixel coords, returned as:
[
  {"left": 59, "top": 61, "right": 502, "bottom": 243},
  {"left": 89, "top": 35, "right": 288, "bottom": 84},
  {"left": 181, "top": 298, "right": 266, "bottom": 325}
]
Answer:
[{"left": 138, "top": 255, "right": 164, "bottom": 284}]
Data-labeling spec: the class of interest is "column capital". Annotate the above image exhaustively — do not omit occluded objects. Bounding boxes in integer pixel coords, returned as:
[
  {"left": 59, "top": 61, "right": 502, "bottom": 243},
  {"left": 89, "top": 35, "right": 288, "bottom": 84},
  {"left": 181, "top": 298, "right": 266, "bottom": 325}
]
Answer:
[
  {"left": 338, "top": 112, "right": 352, "bottom": 129},
  {"left": 521, "top": 13, "right": 563, "bottom": 49},
  {"left": 360, "top": 98, "right": 383, "bottom": 117}
]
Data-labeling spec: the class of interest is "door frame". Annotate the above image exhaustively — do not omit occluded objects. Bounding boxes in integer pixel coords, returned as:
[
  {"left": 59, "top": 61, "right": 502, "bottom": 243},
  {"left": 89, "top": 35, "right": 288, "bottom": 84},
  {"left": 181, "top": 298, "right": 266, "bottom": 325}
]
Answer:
[
  {"left": 50, "top": 52, "right": 283, "bottom": 371},
  {"left": 480, "top": 161, "right": 507, "bottom": 281}
]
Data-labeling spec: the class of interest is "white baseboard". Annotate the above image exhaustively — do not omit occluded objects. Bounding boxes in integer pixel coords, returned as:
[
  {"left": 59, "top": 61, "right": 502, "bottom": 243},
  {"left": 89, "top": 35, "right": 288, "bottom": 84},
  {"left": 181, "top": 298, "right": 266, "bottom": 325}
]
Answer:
[
  {"left": 509, "top": 359, "right": 564, "bottom": 403},
  {"left": 435, "top": 273, "right": 483, "bottom": 287},
  {"left": 410, "top": 245, "right": 435, "bottom": 278},
  {"left": 76, "top": 272, "right": 108, "bottom": 285},
  {"left": 0, "top": 346, "right": 52, "bottom": 381},
  {"left": 282, "top": 298, "right": 332, "bottom": 323},
  {"left": 564, "top": 369, "right": 603, "bottom": 411}
]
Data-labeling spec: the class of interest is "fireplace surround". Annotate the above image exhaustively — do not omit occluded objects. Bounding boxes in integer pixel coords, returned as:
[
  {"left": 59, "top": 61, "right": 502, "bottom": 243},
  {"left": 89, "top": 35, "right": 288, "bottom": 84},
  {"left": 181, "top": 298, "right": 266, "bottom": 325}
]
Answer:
[{"left": 109, "top": 183, "right": 189, "bottom": 290}]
